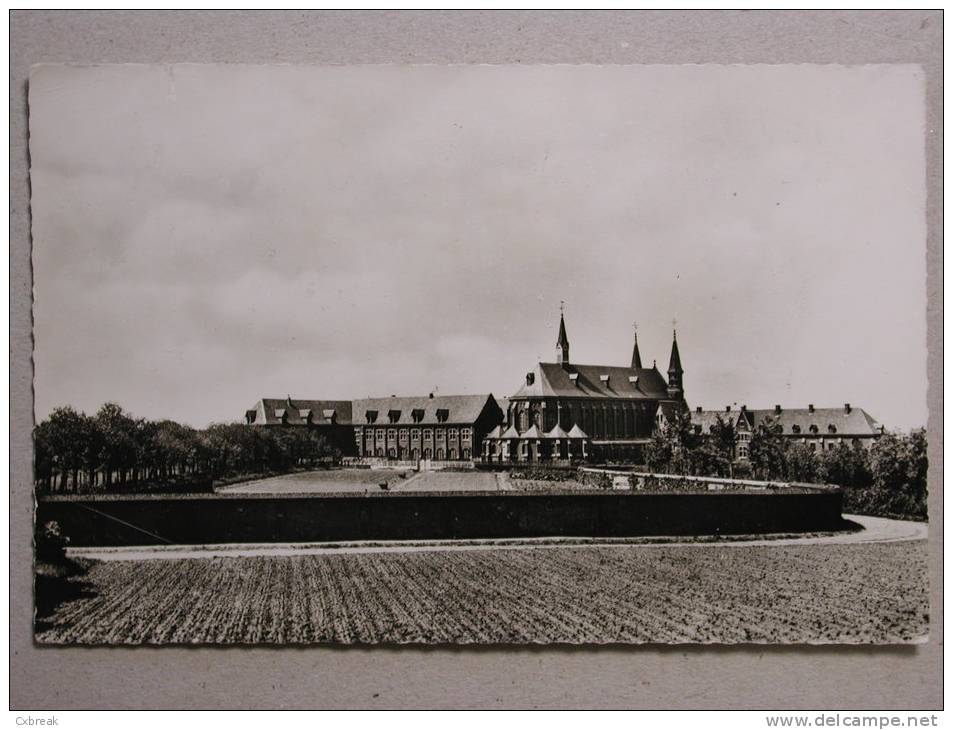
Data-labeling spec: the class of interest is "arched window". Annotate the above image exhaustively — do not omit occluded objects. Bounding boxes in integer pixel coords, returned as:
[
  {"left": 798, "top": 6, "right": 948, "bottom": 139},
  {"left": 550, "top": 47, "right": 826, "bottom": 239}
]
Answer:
[
  {"left": 809, "top": 424, "right": 819, "bottom": 434},
  {"left": 828, "top": 424, "right": 837, "bottom": 434},
  {"left": 791, "top": 424, "right": 801, "bottom": 434}
]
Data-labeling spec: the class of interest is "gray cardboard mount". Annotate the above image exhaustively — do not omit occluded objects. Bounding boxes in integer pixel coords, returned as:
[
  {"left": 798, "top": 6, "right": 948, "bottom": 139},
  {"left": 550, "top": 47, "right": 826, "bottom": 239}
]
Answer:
[{"left": 10, "top": 10, "right": 942, "bottom": 710}]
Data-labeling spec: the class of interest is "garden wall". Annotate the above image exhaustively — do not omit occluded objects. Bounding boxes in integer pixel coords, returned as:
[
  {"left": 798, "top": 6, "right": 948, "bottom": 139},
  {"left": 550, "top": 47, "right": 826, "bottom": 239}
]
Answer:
[{"left": 37, "top": 488, "right": 845, "bottom": 547}]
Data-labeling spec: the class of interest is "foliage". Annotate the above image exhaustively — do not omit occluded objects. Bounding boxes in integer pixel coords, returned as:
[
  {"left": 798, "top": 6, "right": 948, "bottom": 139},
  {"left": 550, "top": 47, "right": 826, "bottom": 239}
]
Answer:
[
  {"left": 646, "top": 414, "right": 928, "bottom": 520},
  {"left": 34, "top": 402, "right": 338, "bottom": 494},
  {"left": 748, "top": 416, "right": 786, "bottom": 481},
  {"left": 644, "top": 408, "right": 699, "bottom": 475}
]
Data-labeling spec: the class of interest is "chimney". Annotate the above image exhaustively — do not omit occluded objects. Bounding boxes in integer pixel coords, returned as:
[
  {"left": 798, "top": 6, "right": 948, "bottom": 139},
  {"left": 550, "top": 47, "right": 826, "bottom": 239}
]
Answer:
[
  {"left": 844, "top": 403, "right": 852, "bottom": 414},
  {"left": 696, "top": 406, "right": 702, "bottom": 413},
  {"left": 741, "top": 405, "right": 747, "bottom": 412},
  {"left": 808, "top": 404, "right": 815, "bottom": 413},
  {"left": 429, "top": 392, "right": 434, "bottom": 399},
  {"left": 774, "top": 404, "right": 781, "bottom": 415},
  {"left": 725, "top": 405, "right": 731, "bottom": 412}
]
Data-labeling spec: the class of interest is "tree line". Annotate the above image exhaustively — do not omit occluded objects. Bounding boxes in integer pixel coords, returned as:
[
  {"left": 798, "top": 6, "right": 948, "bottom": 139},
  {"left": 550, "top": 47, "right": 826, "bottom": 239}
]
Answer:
[
  {"left": 645, "top": 410, "right": 928, "bottom": 520},
  {"left": 34, "top": 403, "right": 338, "bottom": 494}
]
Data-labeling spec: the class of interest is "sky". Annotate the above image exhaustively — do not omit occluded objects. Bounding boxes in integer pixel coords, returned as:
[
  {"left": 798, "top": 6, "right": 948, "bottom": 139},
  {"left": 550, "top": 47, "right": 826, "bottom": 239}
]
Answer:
[{"left": 30, "top": 64, "right": 927, "bottom": 430}]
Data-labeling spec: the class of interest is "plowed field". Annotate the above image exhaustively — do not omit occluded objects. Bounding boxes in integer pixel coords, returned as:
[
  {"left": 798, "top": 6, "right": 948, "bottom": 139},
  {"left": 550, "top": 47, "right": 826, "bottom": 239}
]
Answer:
[{"left": 36, "top": 541, "right": 928, "bottom": 645}]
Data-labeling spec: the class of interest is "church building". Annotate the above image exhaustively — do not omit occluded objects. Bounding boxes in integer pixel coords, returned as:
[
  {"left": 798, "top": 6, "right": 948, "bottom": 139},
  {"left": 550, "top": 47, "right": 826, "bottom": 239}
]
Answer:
[{"left": 482, "top": 312, "right": 687, "bottom": 463}]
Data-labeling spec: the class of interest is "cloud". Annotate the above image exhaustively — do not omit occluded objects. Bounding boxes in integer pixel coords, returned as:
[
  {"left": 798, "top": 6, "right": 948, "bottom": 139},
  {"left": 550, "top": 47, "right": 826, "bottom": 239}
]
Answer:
[{"left": 31, "top": 64, "right": 927, "bottom": 429}]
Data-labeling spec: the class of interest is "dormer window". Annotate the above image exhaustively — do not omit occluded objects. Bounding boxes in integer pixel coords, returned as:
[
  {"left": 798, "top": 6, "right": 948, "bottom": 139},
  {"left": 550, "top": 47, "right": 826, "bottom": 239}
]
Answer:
[
  {"left": 628, "top": 375, "right": 639, "bottom": 385},
  {"left": 388, "top": 409, "right": 402, "bottom": 424},
  {"left": 828, "top": 424, "right": 837, "bottom": 434},
  {"left": 791, "top": 424, "right": 801, "bottom": 434},
  {"left": 274, "top": 408, "right": 287, "bottom": 423},
  {"left": 411, "top": 408, "right": 425, "bottom": 424},
  {"left": 299, "top": 409, "right": 312, "bottom": 424},
  {"left": 436, "top": 408, "right": 449, "bottom": 423},
  {"left": 322, "top": 409, "right": 336, "bottom": 424},
  {"left": 365, "top": 410, "right": 378, "bottom": 424},
  {"left": 809, "top": 424, "right": 819, "bottom": 434},
  {"left": 568, "top": 373, "right": 579, "bottom": 385}
]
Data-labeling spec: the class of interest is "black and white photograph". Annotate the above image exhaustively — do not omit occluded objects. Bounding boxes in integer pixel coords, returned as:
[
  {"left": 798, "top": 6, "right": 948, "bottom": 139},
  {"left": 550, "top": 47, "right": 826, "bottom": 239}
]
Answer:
[{"left": 29, "top": 62, "right": 929, "bottom": 646}]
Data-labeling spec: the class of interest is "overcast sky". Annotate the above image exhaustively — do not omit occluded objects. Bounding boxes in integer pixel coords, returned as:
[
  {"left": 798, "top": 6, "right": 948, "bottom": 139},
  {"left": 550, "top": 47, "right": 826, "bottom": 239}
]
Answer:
[{"left": 30, "top": 64, "right": 927, "bottom": 430}]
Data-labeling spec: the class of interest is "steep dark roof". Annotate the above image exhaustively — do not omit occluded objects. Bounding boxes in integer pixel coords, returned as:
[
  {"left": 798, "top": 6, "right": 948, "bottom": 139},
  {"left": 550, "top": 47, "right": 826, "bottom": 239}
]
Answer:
[
  {"left": 352, "top": 394, "right": 497, "bottom": 426},
  {"left": 512, "top": 362, "right": 670, "bottom": 400},
  {"left": 556, "top": 313, "right": 569, "bottom": 349},
  {"left": 631, "top": 332, "right": 643, "bottom": 369},
  {"left": 668, "top": 332, "right": 683, "bottom": 374},
  {"left": 690, "top": 406, "right": 882, "bottom": 436},
  {"left": 251, "top": 399, "right": 353, "bottom": 426}
]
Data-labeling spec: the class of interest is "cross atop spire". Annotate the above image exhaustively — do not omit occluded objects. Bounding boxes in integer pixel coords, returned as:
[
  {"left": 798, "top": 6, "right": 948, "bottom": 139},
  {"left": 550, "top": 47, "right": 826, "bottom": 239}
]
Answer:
[{"left": 630, "top": 321, "right": 643, "bottom": 369}]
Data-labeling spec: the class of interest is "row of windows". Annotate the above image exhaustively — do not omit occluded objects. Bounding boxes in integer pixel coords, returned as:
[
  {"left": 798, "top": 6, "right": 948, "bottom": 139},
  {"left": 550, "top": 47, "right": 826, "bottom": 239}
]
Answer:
[
  {"left": 738, "top": 440, "right": 846, "bottom": 460},
  {"left": 358, "top": 428, "right": 472, "bottom": 440},
  {"left": 365, "top": 409, "right": 450, "bottom": 424},
  {"left": 511, "top": 403, "right": 650, "bottom": 436},
  {"left": 696, "top": 424, "right": 843, "bottom": 436},
  {"left": 368, "top": 447, "right": 472, "bottom": 459}
]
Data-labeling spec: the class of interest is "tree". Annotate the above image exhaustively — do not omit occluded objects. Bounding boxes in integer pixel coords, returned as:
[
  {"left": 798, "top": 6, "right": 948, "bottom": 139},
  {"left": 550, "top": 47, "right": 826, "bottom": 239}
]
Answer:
[
  {"left": 95, "top": 403, "right": 138, "bottom": 488},
  {"left": 748, "top": 415, "right": 786, "bottom": 481},
  {"left": 44, "top": 407, "right": 87, "bottom": 491},
  {"left": 645, "top": 408, "right": 698, "bottom": 475},
  {"left": 693, "top": 416, "right": 737, "bottom": 478},
  {"left": 817, "top": 441, "right": 872, "bottom": 489},
  {"left": 784, "top": 442, "right": 819, "bottom": 483},
  {"left": 866, "top": 429, "right": 927, "bottom": 518}
]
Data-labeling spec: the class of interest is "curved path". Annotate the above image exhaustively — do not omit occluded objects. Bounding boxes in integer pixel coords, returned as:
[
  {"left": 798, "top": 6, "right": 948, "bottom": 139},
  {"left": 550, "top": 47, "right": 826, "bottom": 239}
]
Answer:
[{"left": 67, "top": 514, "right": 926, "bottom": 562}]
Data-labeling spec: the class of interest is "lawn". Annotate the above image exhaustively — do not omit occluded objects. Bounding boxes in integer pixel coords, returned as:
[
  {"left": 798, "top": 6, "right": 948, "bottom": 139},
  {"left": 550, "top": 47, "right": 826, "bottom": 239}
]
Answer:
[
  {"left": 219, "top": 468, "right": 413, "bottom": 494},
  {"left": 35, "top": 540, "right": 928, "bottom": 645},
  {"left": 396, "top": 471, "right": 501, "bottom": 492},
  {"left": 220, "top": 468, "right": 503, "bottom": 494}
]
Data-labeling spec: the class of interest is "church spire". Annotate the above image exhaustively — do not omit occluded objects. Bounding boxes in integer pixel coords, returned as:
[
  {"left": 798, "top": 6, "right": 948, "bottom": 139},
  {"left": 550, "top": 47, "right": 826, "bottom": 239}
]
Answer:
[
  {"left": 630, "top": 322, "right": 643, "bottom": 369},
  {"left": 667, "top": 328, "right": 684, "bottom": 400},
  {"left": 556, "top": 302, "right": 570, "bottom": 366}
]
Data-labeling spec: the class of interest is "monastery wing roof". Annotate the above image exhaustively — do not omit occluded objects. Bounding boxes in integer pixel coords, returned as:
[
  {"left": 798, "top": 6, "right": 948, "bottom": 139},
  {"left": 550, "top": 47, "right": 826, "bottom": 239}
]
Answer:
[
  {"left": 253, "top": 399, "right": 353, "bottom": 426},
  {"left": 512, "top": 362, "right": 669, "bottom": 399},
  {"left": 692, "top": 407, "right": 882, "bottom": 436},
  {"left": 689, "top": 410, "right": 738, "bottom": 432},
  {"left": 352, "top": 394, "right": 494, "bottom": 425}
]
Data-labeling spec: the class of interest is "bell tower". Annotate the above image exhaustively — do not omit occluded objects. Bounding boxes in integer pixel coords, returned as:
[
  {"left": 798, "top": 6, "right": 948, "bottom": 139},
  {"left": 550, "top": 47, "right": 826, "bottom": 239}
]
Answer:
[
  {"left": 556, "top": 303, "right": 570, "bottom": 366},
  {"left": 667, "top": 327, "right": 684, "bottom": 401}
]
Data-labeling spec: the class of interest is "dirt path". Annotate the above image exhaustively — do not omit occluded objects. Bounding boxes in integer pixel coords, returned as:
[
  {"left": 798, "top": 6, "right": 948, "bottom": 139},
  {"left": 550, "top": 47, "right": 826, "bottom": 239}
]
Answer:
[{"left": 66, "top": 514, "right": 926, "bottom": 562}]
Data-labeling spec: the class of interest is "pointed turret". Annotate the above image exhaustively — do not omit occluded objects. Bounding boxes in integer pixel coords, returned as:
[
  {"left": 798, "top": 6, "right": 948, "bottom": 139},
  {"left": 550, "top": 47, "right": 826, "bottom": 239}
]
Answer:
[
  {"left": 667, "top": 330, "right": 684, "bottom": 400},
  {"left": 630, "top": 326, "right": 643, "bottom": 369},
  {"left": 556, "top": 310, "right": 570, "bottom": 366}
]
